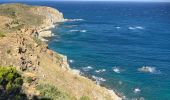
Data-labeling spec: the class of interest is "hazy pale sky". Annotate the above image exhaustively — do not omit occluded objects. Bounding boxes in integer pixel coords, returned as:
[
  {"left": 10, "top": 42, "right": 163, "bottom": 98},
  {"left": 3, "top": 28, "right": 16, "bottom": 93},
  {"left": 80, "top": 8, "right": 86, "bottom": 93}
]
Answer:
[
  {"left": 60, "top": 0, "right": 170, "bottom": 1},
  {"left": 6, "top": 0, "right": 170, "bottom": 2}
]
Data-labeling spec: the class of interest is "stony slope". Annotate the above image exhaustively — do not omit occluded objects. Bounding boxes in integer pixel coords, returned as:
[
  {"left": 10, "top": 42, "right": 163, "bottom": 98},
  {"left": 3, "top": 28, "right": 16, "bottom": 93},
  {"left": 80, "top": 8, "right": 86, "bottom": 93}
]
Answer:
[{"left": 0, "top": 3, "right": 121, "bottom": 100}]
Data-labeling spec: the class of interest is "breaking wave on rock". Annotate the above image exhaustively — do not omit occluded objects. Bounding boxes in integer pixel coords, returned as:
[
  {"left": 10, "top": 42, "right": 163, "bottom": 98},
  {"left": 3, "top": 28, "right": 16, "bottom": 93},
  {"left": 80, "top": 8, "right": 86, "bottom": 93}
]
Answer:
[
  {"left": 112, "top": 67, "right": 121, "bottom": 73},
  {"left": 92, "top": 75, "right": 106, "bottom": 85},
  {"left": 95, "top": 69, "right": 106, "bottom": 73},
  {"left": 82, "top": 66, "right": 93, "bottom": 72},
  {"left": 138, "top": 66, "right": 161, "bottom": 74},
  {"left": 68, "top": 59, "right": 74, "bottom": 63},
  {"left": 133, "top": 88, "right": 141, "bottom": 94}
]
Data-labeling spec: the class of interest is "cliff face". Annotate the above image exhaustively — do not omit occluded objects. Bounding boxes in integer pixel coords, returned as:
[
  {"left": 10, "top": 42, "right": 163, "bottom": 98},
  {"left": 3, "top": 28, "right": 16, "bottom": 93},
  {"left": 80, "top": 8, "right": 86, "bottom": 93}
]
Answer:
[
  {"left": 0, "top": 4, "right": 121, "bottom": 100},
  {"left": 30, "top": 6, "right": 65, "bottom": 27},
  {"left": 0, "top": 3, "right": 64, "bottom": 33}
]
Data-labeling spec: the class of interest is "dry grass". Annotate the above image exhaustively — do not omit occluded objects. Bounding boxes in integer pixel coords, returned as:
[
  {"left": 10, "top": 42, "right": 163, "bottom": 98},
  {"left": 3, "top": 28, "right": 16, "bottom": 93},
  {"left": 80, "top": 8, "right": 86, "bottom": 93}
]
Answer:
[{"left": 0, "top": 3, "right": 44, "bottom": 33}]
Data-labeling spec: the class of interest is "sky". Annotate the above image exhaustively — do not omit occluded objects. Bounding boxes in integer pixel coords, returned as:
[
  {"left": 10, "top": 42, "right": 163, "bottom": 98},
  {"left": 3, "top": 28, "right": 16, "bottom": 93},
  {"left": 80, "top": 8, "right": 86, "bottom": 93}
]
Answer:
[
  {"left": 60, "top": 0, "right": 170, "bottom": 2},
  {"left": 4, "top": 0, "right": 170, "bottom": 2}
]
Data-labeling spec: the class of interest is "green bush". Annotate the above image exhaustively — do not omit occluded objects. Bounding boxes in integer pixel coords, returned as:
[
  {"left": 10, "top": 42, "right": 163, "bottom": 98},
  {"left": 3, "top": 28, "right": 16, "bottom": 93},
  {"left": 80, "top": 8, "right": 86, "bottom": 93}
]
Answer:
[
  {"left": 26, "top": 76, "right": 33, "bottom": 83},
  {"left": 80, "top": 96, "right": 90, "bottom": 100},
  {"left": 0, "top": 66, "right": 26, "bottom": 100},
  {"left": 7, "top": 49, "right": 11, "bottom": 54}
]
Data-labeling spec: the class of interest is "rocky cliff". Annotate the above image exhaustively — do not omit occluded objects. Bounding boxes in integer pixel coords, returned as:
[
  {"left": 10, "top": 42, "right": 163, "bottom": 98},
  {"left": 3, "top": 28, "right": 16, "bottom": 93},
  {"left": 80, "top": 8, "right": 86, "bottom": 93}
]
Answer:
[{"left": 0, "top": 3, "right": 121, "bottom": 100}]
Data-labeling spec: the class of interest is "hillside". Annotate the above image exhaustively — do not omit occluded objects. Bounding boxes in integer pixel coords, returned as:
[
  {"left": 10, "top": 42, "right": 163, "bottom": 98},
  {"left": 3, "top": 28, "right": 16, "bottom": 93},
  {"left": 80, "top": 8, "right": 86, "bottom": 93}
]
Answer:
[{"left": 0, "top": 3, "right": 121, "bottom": 100}]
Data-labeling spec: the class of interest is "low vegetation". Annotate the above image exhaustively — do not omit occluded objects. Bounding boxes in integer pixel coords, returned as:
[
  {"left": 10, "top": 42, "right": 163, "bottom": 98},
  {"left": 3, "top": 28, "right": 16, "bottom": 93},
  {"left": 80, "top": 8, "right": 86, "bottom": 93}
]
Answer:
[
  {"left": 33, "top": 37, "right": 42, "bottom": 46},
  {"left": 36, "top": 84, "right": 76, "bottom": 100},
  {"left": 0, "top": 66, "right": 27, "bottom": 100},
  {"left": 0, "top": 31, "right": 5, "bottom": 37},
  {"left": 80, "top": 96, "right": 90, "bottom": 100},
  {"left": 0, "top": 4, "right": 44, "bottom": 33}
]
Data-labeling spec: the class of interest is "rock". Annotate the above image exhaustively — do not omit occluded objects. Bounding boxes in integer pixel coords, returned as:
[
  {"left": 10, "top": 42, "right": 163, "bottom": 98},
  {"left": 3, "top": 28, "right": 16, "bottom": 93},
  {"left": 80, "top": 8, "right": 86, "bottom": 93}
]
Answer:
[
  {"left": 38, "top": 31, "right": 52, "bottom": 37},
  {"left": 18, "top": 47, "right": 27, "bottom": 54}
]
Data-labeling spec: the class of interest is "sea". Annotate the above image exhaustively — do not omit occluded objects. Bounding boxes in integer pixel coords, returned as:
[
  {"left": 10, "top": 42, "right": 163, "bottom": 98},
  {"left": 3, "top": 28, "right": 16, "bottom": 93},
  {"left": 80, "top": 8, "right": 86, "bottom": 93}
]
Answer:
[{"left": 1, "top": 1, "right": 170, "bottom": 100}]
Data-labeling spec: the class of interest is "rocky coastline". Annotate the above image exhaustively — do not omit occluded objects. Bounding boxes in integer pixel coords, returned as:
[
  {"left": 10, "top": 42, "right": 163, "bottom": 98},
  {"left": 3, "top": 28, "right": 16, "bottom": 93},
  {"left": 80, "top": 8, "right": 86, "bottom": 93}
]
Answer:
[{"left": 0, "top": 3, "right": 122, "bottom": 100}]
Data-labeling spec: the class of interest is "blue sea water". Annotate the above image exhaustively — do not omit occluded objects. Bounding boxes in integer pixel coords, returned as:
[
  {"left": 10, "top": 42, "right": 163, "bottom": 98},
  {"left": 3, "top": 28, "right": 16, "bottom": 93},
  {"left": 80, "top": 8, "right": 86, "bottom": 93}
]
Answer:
[{"left": 1, "top": 1, "right": 170, "bottom": 100}]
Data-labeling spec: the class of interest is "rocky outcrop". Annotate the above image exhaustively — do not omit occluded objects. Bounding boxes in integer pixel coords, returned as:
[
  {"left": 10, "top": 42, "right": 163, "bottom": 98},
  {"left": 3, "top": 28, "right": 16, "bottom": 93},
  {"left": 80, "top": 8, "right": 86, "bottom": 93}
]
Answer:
[{"left": 30, "top": 6, "right": 65, "bottom": 26}]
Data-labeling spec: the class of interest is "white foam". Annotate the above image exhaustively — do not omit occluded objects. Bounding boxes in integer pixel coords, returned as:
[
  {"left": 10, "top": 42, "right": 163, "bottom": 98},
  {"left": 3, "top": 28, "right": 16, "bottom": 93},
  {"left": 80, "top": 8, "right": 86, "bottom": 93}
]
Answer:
[
  {"left": 82, "top": 66, "right": 93, "bottom": 71},
  {"left": 133, "top": 88, "right": 141, "bottom": 93},
  {"left": 112, "top": 67, "right": 121, "bottom": 73},
  {"left": 69, "top": 59, "right": 74, "bottom": 63},
  {"left": 67, "top": 19, "right": 85, "bottom": 22},
  {"left": 136, "top": 26, "right": 144, "bottom": 29},
  {"left": 72, "top": 69, "right": 80, "bottom": 75},
  {"left": 92, "top": 75, "right": 106, "bottom": 85},
  {"left": 128, "top": 27, "right": 136, "bottom": 30},
  {"left": 69, "top": 30, "right": 79, "bottom": 32},
  {"left": 80, "top": 30, "right": 87, "bottom": 33},
  {"left": 128, "top": 26, "right": 144, "bottom": 30},
  {"left": 69, "top": 29, "right": 87, "bottom": 33},
  {"left": 138, "top": 66, "right": 160, "bottom": 74},
  {"left": 115, "top": 27, "right": 121, "bottom": 29},
  {"left": 95, "top": 69, "right": 106, "bottom": 73}
]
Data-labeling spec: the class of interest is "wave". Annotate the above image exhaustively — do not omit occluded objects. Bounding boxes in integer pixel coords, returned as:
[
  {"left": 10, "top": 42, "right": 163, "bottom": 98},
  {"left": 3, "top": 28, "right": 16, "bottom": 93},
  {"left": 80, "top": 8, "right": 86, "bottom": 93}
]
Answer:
[
  {"left": 82, "top": 66, "right": 93, "bottom": 71},
  {"left": 133, "top": 88, "right": 141, "bottom": 93},
  {"left": 69, "top": 30, "right": 79, "bottom": 32},
  {"left": 95, "top": 69, "right": 106, "bottom": 73},
  {"left": 128, "top": 27, "right": 136, "bottom": 30},
  {"left": 72, "top": 69, "right": 81, "bottom": 75},
  {"left": 68, "top": 59, "right": 74, "bottom": 63},
  {"left": 136, "top": 26, "right": 144, "bottom": 29},
  {"left": 128, "top": 26, "right": 144, "bottom": 30},
  {"left": 69, "top": 29, "right": 87, "bottom": 33},
  {"left": 80, "top": 30, "right": 87, "bottom": 33},
  {"left": 92, "top": 75, "right": 106, "bottom": 85},
  {"left": 112, "top": 67, "right": 121, "bottom": 73},
  {"left": 138, "top": 66, "right": 161, "bottom": 74},
  {"left": 115, "top": 26, "right": 121, "bottom": 29},
  {"left": 66, "top": 18, "right": 85, "bottom": 22}
]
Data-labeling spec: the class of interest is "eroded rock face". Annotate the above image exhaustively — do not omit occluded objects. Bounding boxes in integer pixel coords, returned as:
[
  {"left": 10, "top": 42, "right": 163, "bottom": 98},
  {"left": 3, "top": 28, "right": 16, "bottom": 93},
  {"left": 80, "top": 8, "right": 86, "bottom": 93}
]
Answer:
[{"left": 30, "top": 6, "right": 64, "bottom": 25}]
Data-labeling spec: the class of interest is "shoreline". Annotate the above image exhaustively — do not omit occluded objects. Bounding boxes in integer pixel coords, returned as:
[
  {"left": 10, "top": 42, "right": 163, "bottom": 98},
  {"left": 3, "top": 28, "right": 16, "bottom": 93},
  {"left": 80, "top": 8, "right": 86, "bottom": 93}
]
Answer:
[
  {"left": 40, "top": 22, "right": 123, "bottom": 100},
  {"left": 0, "top": 3, "right": 122, "bottom": 99}
]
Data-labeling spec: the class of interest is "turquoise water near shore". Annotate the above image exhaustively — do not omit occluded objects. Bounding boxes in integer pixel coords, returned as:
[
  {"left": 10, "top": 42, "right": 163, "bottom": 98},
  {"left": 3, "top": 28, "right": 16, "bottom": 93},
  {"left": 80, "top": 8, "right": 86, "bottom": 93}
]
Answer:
[{"left": 1, "top": 1, "right": 170, "bottom": 100}]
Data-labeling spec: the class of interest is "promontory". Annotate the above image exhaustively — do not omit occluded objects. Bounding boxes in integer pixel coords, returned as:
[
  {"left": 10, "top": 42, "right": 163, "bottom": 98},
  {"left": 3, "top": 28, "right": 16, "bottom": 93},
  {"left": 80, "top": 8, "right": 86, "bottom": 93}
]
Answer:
[{"left": 0, "top": 3, "right": 121, "bottom": 100}]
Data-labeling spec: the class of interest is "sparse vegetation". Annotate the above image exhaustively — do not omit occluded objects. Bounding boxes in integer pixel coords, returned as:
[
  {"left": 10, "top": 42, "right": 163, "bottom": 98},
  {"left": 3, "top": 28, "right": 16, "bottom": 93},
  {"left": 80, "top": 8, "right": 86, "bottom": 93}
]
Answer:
[
  {"left": 7, "top": 49, "right": 11, "bottom": 54},
  {"left": 0, "top": 66, "right": 27, "bottom": 100},
  {"left": 80, "top": 96, "right": 90, "bottom": 100},
  {"left": 36, "top": 84, "right": 76, "bottom": 100},
  {"left": 0, "top": 4, "right": 44, "bottom": 33},
  {"left": 26, "top": 76, "right": 33, "bottom": 83},
  {"left": 33, "top": 37, "right": 42, "bottom": 46},
  {"left": 0, "top": 31, "right": 5, "bottom": 37}
]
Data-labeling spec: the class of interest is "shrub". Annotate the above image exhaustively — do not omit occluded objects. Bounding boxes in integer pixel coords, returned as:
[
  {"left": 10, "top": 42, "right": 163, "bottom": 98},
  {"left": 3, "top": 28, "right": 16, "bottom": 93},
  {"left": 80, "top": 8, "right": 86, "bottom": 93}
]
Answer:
[
  {"left": 0, "top": 31, "right": 5, "bottom": 37},
  {"left": 0, "top": 66, "right": 26, "bottom": 99},
  {"left": 7, "top": 49, "right": 11, "bottom": 54},
  {"left": 26, "top": 76, "right": 33, "bottom": 83}
]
